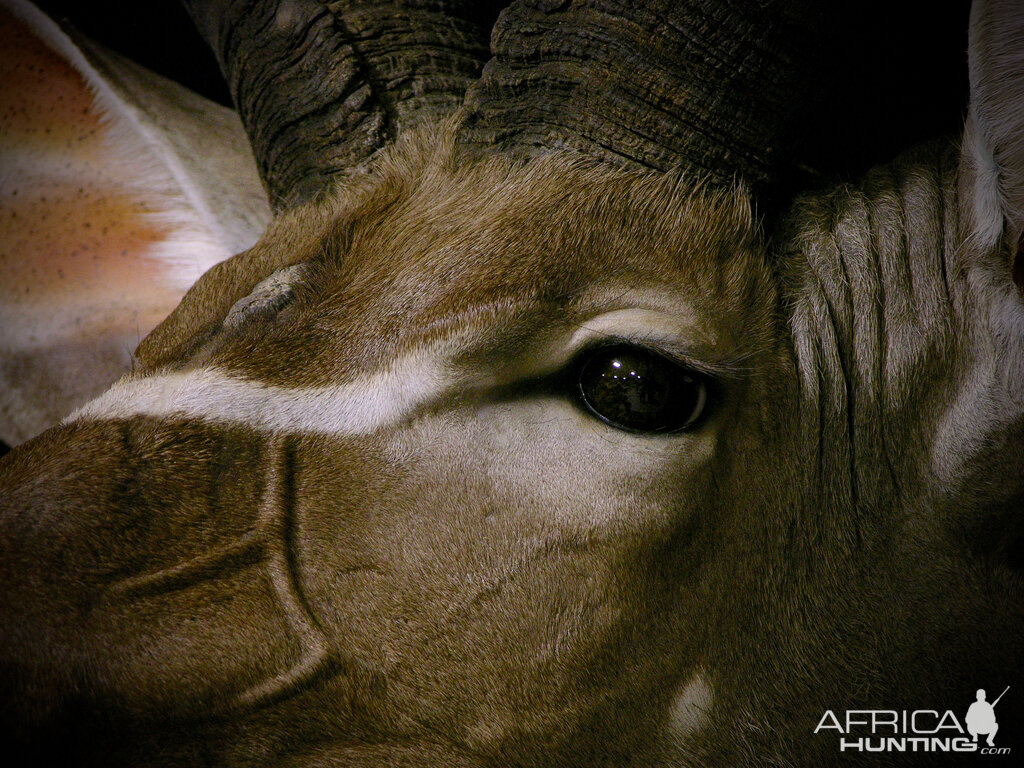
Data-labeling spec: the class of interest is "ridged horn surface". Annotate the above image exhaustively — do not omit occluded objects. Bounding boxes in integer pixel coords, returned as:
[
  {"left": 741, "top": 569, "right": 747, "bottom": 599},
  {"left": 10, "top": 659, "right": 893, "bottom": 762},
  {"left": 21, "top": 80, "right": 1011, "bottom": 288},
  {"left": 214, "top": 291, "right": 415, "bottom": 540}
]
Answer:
[
  {"left": 458, "top": 0, "right": 824, "bottom": 193},
  {"left": 182, "top": 0, "right": 497, "bottom": 209}
]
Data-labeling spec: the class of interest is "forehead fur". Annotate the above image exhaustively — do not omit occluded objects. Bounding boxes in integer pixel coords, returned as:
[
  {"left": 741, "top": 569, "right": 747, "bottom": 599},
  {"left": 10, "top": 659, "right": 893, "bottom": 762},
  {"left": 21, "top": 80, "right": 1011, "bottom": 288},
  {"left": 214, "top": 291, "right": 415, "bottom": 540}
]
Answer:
[
  {"left": 324, "top": 123, "right": 760, "bottom": 293},
  {"left": 140, "top": 124, "right": 772, "bottom": 380}
]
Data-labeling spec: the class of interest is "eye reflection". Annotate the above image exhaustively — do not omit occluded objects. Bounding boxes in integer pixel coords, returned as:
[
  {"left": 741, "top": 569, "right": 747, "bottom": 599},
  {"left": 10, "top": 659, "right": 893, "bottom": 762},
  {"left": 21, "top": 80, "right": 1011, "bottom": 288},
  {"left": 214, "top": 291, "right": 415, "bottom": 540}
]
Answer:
[{"left": 575, "top": 345, "right": 709, "bottom": 434}]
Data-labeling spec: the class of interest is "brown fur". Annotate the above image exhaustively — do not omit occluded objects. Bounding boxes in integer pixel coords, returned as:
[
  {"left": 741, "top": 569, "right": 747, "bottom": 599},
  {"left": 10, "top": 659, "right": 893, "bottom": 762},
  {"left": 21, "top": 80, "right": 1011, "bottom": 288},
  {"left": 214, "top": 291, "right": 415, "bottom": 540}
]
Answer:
[{"left": 2, "top": 3, "right": 1024, "bottom": 766}]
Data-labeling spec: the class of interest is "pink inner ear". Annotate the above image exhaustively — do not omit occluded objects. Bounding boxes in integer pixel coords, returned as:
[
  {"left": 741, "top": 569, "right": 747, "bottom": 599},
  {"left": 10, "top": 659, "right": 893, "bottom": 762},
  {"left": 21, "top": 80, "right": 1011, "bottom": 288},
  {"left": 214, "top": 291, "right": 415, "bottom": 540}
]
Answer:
[
  {"left": 0, "top": 6, "right": 198, "bottom": 443},
  {"left": 0, "top": 6, "right": 99, "bottom": 143},
  {"left": 0, "top": 6, "right": 179, "bottom": 319}
]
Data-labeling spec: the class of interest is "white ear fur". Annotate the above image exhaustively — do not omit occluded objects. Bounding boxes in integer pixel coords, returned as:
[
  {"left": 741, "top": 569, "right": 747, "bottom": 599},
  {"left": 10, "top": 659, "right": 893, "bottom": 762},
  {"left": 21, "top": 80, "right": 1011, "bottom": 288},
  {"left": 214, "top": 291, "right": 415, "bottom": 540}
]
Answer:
[
  {"left": 964, "top": 0, "right": 1024, "bottom": 250},
  {"left": 0, "top": 0, "right": 271, "bottom": 445},
  {"left": 939, "top": 0, "right": 1024, "bottom": 505}
]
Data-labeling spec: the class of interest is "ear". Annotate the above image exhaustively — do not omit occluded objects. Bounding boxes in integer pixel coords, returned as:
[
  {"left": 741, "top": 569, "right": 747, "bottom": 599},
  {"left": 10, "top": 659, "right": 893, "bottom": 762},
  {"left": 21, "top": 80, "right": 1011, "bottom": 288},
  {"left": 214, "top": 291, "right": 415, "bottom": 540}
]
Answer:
[
  {"left": 0, "top": 0, "right": 270, "bottom": 446},
  {"left": 961, "top": 0, "right": 1024, "bottom": 264},
  {"left": 945, "top": 0, "right": 1024, "bottom": 569}
]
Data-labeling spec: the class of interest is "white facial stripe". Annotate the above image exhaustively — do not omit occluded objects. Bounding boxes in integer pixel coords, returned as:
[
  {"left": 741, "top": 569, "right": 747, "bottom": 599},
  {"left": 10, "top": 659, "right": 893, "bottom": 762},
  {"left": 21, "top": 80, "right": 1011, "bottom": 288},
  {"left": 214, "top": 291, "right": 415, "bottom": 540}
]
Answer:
[
  {"left": 64, "top": 299, "right": 720, "bottom": 436},
  {"left": 64, "top": 361, "right": 447, "bottom": 436}
]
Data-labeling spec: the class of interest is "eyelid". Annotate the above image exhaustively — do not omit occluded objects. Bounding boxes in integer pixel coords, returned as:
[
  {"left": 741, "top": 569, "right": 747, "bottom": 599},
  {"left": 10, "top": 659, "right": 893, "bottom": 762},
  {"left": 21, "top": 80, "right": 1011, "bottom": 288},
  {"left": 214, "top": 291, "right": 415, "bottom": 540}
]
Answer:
[
  {"left": 452, "top": 306, "right": 741, "bottom": 394},
  {"left": 563, "top": 306, "right": 744, "bottom": 377},
  {"left": 636, "top": 341, "right": 744, "bottom": 381},
  {"left": 566, "top": 334, "right": 738, "bottom": 382}
]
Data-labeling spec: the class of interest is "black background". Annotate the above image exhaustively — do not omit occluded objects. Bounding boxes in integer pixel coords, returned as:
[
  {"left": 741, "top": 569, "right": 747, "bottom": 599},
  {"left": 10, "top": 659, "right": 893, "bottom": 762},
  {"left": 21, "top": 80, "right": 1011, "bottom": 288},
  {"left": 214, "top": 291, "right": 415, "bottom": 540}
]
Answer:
[{"left": 36, "top": 0, "right": 232, "bottom": 106}]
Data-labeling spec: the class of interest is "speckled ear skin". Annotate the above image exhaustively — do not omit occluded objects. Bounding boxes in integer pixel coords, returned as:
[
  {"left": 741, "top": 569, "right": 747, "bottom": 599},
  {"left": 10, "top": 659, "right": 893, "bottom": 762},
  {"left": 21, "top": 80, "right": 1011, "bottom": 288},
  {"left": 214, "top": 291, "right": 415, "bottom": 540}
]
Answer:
[{"left": 0, "top": 0, "right": 270, "bottom": 446}]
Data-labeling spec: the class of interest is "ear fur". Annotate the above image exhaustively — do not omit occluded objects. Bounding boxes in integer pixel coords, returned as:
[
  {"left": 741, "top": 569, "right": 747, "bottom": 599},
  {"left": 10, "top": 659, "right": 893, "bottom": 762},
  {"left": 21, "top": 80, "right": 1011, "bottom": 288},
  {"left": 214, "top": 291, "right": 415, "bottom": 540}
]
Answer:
[
  {"left": 941, "top": 0, "right": 1024, "bottom": 569},
  {"left": 962, "top": 0, "right": 1024, "bottom": 255},
  {"left": 0, "top": 0, "right": 270, "bottom": 445}
]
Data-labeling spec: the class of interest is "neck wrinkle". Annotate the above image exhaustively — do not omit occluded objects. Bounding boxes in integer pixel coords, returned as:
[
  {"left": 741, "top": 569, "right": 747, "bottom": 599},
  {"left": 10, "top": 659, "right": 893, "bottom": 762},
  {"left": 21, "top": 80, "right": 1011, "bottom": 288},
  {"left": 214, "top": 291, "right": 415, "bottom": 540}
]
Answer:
[{"left": 782, "top": 140, "right": 960, "bottom": 551}]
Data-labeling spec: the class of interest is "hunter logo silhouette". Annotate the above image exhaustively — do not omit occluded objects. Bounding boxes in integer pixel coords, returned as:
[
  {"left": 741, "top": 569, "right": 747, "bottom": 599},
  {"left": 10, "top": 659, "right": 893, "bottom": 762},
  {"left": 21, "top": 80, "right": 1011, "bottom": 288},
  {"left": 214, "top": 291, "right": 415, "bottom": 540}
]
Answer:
[{"left": 966, "top": 687, "right": 1009, "bottom": 747}]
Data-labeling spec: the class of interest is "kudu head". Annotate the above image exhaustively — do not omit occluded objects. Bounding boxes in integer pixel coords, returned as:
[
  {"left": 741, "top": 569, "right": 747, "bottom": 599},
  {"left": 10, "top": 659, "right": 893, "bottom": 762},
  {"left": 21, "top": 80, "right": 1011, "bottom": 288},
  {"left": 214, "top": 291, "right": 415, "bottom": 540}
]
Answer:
[{"left": 1, "top": 1, "right": 1022, "bottom": 765}]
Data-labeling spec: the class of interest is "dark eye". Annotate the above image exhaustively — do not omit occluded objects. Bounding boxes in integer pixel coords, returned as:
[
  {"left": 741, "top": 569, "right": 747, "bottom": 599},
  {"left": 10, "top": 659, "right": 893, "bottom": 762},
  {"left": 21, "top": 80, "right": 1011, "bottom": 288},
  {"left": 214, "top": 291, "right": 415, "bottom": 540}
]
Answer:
[{"left": 575, "top": 345, "right": 710, "bottom": 434}]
